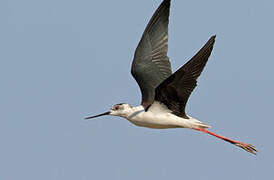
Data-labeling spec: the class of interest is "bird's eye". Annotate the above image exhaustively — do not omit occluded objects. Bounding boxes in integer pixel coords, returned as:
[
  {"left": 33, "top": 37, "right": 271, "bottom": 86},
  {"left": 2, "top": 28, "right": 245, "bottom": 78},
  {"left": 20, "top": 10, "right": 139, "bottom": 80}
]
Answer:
[{"left": 114, "top": 106, "right": 119, "bottom": 110}]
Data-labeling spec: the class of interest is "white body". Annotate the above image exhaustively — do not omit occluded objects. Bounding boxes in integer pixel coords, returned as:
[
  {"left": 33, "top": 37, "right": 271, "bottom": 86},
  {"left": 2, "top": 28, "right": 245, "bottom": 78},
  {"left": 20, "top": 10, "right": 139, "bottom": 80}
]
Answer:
[
  {"left": 111, "top": 102, "right": 210, "bottom": 129},
  {"left": 88, "top": 102, "right": 257, "bottom": 154}
]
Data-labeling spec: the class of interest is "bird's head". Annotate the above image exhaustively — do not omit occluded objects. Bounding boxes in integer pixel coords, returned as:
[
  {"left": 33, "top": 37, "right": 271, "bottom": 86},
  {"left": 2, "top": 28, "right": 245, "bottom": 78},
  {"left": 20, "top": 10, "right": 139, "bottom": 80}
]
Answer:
[{"left": 85, "top": 103, "right": 132, "bottom": 119}]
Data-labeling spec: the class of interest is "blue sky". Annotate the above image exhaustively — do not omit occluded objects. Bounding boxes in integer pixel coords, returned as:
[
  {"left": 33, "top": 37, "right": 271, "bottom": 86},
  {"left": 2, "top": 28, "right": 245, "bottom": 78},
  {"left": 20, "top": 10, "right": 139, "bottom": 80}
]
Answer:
[{"left": 1, "top": 0, "right": 273, "bottom": 179}]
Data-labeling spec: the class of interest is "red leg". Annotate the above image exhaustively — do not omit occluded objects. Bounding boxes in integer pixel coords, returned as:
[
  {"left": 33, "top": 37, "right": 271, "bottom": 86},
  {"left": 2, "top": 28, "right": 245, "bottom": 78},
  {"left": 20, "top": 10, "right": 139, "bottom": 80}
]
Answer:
[{"left": 193, "top": 128, "right": 257, "bottom": 155}]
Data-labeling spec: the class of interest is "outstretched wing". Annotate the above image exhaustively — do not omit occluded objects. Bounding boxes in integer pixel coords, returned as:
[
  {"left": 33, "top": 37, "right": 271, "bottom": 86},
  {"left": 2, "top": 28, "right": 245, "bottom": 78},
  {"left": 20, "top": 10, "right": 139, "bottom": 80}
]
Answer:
[
  {"left": 154, "top": 35, "right": 216, "bottom": 118},
  {"left": 131, "top": 0, "right": 172, "bottom": 109}
]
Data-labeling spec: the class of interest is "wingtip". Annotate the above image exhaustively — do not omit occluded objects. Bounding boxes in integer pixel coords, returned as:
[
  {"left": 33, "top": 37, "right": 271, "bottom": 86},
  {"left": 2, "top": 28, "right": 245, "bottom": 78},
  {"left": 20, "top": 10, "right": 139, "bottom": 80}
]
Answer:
[
  {"left": 162, "top": 0, "right": 171, "bottom": 9},
  {"left": 207, "top": 35, "right": 216, "bottom": 46},
  {"left": 160, "top": 0, "right": 171, "bottom": 9},
  {"left": 211, "top": 34, "right": 216, "bottom": 40}
]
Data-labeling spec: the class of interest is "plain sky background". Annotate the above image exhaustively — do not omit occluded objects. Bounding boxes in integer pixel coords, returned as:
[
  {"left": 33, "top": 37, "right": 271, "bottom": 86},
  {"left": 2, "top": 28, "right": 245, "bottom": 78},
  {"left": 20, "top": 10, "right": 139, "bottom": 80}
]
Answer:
[{"left": 1, "top": 0, "right": 273, "bottom": 179}]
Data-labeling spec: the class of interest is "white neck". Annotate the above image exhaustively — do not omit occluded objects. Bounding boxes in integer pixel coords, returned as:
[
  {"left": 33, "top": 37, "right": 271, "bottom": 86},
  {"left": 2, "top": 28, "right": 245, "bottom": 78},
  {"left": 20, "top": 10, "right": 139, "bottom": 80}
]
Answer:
[{"left": 125, "top": 105, "right": 145, "bottom": 119}]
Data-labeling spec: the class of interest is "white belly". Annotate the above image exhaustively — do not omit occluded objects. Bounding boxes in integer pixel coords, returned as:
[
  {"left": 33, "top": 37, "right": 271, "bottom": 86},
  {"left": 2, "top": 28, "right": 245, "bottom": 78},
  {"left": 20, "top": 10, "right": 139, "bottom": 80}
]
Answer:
[
  {"left": 126, "top": 103, "right": 209, "bottom": 129},
  {"left": 128, "top": 111, "right": 181, "bottom": 128},
  {"left": 127, "top": 109, "right": 202, "bottom": 129}
]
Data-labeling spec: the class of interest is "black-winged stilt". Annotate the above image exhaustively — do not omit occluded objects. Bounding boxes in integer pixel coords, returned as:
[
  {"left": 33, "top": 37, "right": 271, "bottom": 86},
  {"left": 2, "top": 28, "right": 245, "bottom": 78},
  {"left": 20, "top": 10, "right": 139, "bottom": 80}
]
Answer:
[{"left": 86, "top": 0, "right": 257, "bottom": 155}]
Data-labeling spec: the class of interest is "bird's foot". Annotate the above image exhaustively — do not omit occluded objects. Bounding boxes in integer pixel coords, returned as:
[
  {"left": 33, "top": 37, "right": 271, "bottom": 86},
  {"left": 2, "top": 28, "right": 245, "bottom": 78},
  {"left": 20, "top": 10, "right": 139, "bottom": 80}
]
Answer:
[{"left": 234, "top": 142, "right": 257, "bottom": 155}]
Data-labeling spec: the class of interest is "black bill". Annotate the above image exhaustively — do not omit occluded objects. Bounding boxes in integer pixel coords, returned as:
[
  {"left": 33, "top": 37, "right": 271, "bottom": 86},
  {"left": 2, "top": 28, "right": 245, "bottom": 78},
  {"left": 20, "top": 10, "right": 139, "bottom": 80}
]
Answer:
[{"left": 85, "top": 111, "right": 110, "bottom": 120}]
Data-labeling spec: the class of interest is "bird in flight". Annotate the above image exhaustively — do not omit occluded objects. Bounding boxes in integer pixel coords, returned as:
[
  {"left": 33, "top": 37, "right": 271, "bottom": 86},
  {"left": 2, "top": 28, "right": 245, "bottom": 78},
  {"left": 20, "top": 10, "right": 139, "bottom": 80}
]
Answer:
[{"left": 86, "top": 0, "right": 257, "bottom": 155}]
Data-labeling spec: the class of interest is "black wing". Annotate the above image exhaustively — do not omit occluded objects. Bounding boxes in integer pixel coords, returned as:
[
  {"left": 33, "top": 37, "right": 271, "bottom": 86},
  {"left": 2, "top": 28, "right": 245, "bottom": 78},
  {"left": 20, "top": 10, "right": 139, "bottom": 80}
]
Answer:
[
  {"left": 131, "top": 0, "right": 172, "bottom": 109},
  {"left": 154, "top": 35, "right": 216, "bottom": 118}
]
